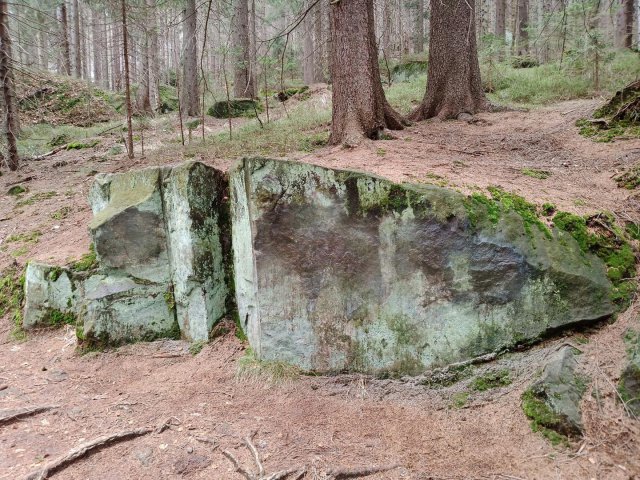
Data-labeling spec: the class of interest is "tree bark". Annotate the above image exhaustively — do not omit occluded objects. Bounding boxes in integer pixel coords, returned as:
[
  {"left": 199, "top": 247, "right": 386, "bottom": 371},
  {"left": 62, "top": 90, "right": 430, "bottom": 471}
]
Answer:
[
  {"left": 182, "top": 0, "right": 200, "bottom": 116},
  {"left": 616, "top": 0, "right": 634, "bottom": 48},
  {"left": 72, "top": 0, "right": 81, "bottom": 77},
  {"left": 313, "top": 1, "right": 325, "bottom": 82},
  {"left": 121, "top": 0, "right": 134, "bottom": 159},
  {"left": 147, "top": 0, "right": 160, "bottom": 111},
  {"left": 60, "top": 2, "right": 71, "bottom": 75},
  {"left": 303, "top": 2, "right": 314, "bottom": 84},
  {"left": 495, "top": 0, "right": 506, "bottom": 39},
  {"left": 37, "top": 8, "right": 48, "bottom": 69},
  {"left": 516, "top": 0, "right": 529, "bottom": 55},
  {"left": 414, "top": 0, "right": 425, "bottom": 53},
  {"left": 329, "top": 0, "right": 405, "bottom": 145},
  {"left": 0, "top": 0, "right": 18, "bottom": 170},
  {"left": 232, "top": 0, "right": 255, "bottom": 98},
  {"left": 410, "top": 0, "right": 489, "bottom": 121}
]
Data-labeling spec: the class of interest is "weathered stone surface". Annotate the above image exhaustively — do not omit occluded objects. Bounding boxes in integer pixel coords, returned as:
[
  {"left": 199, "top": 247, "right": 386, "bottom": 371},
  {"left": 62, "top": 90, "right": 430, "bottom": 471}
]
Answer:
[
  {"left": 89, "top": 167, "right": 171, "bottom": 284},
  {"left": 231, "top": 158, "right": 614, "bottom": 374},
  {"left": 23, "top": 262, "right": 79, "bottom": 329},
  {"left": 619, "top": 328, "right": 640, "bottom": 416},
  {"left": 162, "top": 162, "right": 230, "bottom": 341},
  {"left": 523, "top": 346, "right": 586, "bottom": 437},
  {"left": 80, "top": 274, "right": 177, "bottom": 344}
]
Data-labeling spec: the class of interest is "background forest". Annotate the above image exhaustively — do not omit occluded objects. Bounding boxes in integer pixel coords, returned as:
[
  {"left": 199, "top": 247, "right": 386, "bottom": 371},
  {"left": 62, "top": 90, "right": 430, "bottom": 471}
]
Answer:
[{"left": 0, "top": 0, "right": 638, "bottom": 171}]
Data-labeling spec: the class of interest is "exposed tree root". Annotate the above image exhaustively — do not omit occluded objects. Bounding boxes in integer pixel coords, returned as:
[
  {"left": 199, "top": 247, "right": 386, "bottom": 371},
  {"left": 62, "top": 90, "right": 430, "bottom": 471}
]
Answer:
[
  {"left": 0, "top": 405, "right": 58, "bottom": 426},
  {"left": 326, "top": 464, "right": 400, "bottom": 479},
  {"left": 23, "top": 427, "right": 153, "bottom": 480}
]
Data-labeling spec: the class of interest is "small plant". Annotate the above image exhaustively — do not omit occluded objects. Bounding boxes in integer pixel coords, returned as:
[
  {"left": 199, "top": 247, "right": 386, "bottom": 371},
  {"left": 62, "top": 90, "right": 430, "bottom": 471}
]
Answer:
[
  {"left": 522, "top": 168, "right": 551, "bottom": 180},
  {"left": 6, "top": 230, "right": 41, "bottom": 244},
  {"left": 236, "top": 347, "right": 301, "bottom": 385},
  {"left": 7, "top": 185, "right": 27, "bottom": 195},
  {"left": 70, "top": 244, "right": 98, "bottom": 272},
  {"left": 450, "top": 391, "right": 470, "bottom": 409},
  {"left": 472, "top": 369, "right": 511, "bottom": 391},
  {"left": 109, "top": 145, "right": 124, "bottom": 155},
  {"left": 51, "top": 206, "right": 72, "bottom": 220},
  {"left": 542, "top": 203, "right": 556, "bottom": 216},
  {"left": 45, "top": 309, "right": 76, "bottom": 327},
  {"left": 189, "top": 340, "right": 206, "bottom": 355},
  {"left": 163, "top": 288, "right": 176, "bottom": 311}
]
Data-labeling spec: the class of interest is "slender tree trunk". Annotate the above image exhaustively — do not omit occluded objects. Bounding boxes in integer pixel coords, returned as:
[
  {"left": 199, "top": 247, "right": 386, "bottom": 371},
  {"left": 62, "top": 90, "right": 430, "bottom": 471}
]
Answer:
[
  {"left": 303, "top": 2, "right": 315, "bottom": 84},
  {"left": 410, "top": 0, "right": 489, "bottom": 120},
  {"left": 329, "top": 0, "right": 405, "bottom": 145},
  {"left": 495, "top": 0, "right": 506, "bottom": 39},
  {"left": 147, "top": 0, "right": 160, "bottom": 111},
  {"left": 232, "top": 0, "right": 255, "bottom": 98},
  {"left": 182, "top": 0, "right": 200, "bottom": 115},
  {"left": 60, "top": 3, "right": 71, "bottom": 75},
  {"left": 414, "top": 0, "right": 425, "bottom": 53},
  {"left": 616, "top": 0, "right": 634, "bottom": 48},
  {"left": 121, "top": 0, "right": 134, "bottom": 159},
  {"left": 37, "top": 9, "right": 48, "bottom": 69},
  {"left": 0, "top": 0, "right": 18, "bottom": 170},
  {"left": 72, "top": 0, "right": 81, "bottom": 77},
  {"left": 382, "top": 0, "right": 391, "bottom": 59},
  {"left": 516, "top": 0, "right": 529, "bottom": 55},
  {"left": 313, "top": 1, "right": 325, "bottom": 82}
]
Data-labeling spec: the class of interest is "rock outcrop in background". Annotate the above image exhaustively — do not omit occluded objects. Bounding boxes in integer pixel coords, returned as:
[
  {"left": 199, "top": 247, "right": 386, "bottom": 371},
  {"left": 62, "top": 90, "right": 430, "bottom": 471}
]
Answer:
[{"left": 24, "top": 159, "right": 617, "bottom": 374}]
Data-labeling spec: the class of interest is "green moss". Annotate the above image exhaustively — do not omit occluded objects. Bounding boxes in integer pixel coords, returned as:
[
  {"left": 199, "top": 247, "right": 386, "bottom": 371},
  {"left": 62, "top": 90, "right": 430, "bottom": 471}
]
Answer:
[
  {"left": 0, "top": 266, "right": 26, "bottom": 340},
  {"left": 542, "top": 203, "right": 556, "bottom": 216},
  {"left": 51, "top": 206, "right": 72, "bottom": 220},
  {"left": 48, "top": 267, "right": 63, "bottom": 282},
  {"left": 44, "top": 308, "right": 76, "bottom": 327},
  {"left": 189, "top": 340, "right": 206, "bottom": 355},
  {"left": 472, "top": 369, "right": 512, "bottom": 391},
  {"left": 577, "top": 118, "right": 640, "bottom": 143},
  {"left": 521, "top": 388, "right": 570, "bottom": 447},
  {"left": 70, "top": 244, "right": 97, "bottom": 272},
  {"left": 488, "top": 187, "right": 552, "bottom": 239},
  {"left": 553, "top": 211, "right": 637, "bottom": 307},
  {"left": 48, "top": 133, "right": 70, "bottom": 147},
  {"left": 615, "top": 164, "right": 640, "bottom": 190},
  {"left": 163, "top": 288, "right": 176, "bottom": 311},
  {"left": 207, "top": 99, "right": 263, "bottom": 119},
  {"left": 522, "top": 168, "right": 552, "bottom": 180},
  {"left": 8, "top": 185, "right": 27, "bottom": 195},
  {"left": 66, "top": 140, "right": 99, "bottom": 150},
  {"left": 451, "top": 391, "right": 470, "bottom": 409}
]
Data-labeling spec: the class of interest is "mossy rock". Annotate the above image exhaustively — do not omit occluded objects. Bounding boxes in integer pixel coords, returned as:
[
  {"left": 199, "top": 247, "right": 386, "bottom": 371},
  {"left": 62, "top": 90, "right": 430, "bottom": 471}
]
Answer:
[
  {"left": 207, "top": 99, "right": 262, "bottom": 119},
  {"left": 512, "top": 56, "right": 540, "bottom": 69},
  {"left": 619, "top": 328, "right": 640, "bottom": 416},
  {"left": 276, "top": 85, "right": 309, "bottom": 102}
]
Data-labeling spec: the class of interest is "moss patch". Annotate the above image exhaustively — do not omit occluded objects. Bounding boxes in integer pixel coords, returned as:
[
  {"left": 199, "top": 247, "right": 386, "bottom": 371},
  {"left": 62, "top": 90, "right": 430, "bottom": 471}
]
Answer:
[
  {"left": 615, "top": 164, "right": 640, "bottom": 190},
  {"left": 521, "top": 388, "right": 570, "bottom": 447},
  {"left": 472, "top": 369, "right": 512, "bottom": 391},
  {"left": 69, "top": 244, "right": 98, "bottom": 272},
  {"left": 553, "top": 211, "right": 637, "bottom": 307},
  {"left": 0, "top": 265, "right": 26, "bottom": 341},
  {"left": 44, "top": 308, "right": 76, "bottom": 327},
  {"left": 207, "top": 99, "right": 263, "bottom": 119},
  {"left": 522, "top": 168, "right": 552, "bottom": 180}
]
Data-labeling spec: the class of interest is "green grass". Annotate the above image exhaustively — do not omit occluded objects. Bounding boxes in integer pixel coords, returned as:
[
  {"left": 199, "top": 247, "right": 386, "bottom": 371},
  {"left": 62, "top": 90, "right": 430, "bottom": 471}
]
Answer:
[
  {"left": 236, "top": 347, "right": 301, "bottom": 385},
  {"left": 0, "top": 266, "right": 26, "bottom": 341},
  {"left": 522, "top": 168, "right": 552, "bottom": 180},
  {"left": 189, "top": 340, "right": 206, "bottom": 355},
  {"left": 69, "top": 244, "right": 97, "bottom": 272},
  {"left": 450, "top": 391, "right": 470, "bottom": 409},
  {"left": 17, "top": 121, "right": 121, "bottom": 158}
]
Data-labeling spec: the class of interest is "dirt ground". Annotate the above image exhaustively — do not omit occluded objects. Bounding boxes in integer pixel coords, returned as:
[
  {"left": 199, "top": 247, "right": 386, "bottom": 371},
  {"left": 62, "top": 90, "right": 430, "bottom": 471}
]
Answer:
[{"left": 1, "top": 100, "right": 639, "bottom": 479}]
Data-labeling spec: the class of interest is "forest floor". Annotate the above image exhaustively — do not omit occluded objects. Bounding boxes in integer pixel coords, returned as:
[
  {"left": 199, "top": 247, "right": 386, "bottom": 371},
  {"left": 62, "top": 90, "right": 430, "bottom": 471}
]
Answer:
[{"left": 0, "top": 98, "right": 639, "bottom": 479}]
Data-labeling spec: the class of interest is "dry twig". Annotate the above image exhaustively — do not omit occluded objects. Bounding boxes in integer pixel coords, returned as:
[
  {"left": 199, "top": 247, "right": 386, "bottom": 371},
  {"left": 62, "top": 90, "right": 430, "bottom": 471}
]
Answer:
[{"left": 327, "top": 464, "right": 400, "bottom": 479}]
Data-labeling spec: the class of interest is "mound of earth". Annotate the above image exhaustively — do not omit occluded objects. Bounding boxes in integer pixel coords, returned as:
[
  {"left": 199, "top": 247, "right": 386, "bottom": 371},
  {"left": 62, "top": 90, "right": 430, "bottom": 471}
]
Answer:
[{"left": 16, "top": 71, "right": 117, "bottom": 127}]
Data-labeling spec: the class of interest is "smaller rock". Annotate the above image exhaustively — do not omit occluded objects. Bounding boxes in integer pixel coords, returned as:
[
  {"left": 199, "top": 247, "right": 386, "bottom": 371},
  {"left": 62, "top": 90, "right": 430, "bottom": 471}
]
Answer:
[
  {"left": 23, "top": 263, "right": 79, "bottom": 329},
  {"left": 522, "top": 346, "right": 588, "bottom": 441}
]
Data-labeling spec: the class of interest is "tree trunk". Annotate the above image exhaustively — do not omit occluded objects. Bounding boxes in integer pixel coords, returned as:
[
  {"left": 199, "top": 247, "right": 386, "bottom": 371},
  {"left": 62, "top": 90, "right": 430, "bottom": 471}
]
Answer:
[
  {"left": 410, "top": 0, "right": 489, "bottom": 121},
  {"left": 147, "top": 0, "right": 160, "bottom": 111},
  {"left": 60, "top": 2, "right": 71, "bottom": 75},
  {"left": 181, "top": 0, "right": 200, "bottom": 115},
  {"left": 516, "top": 0, "right": 529, "bottom": 55},
  {"left": 121, "top": 0, "right": 134, "bottom": 159},
  {"left": 303, "top": 2, "right": 314, "bottom": 84},
  {"left": 72, "top": 0, "right": 81, "bottom": 77},
  {"left": 313, "top": 1, "right": 325, "bottom": 82},
  {"left": 616, "top": 0, "right": 634, "bottom": 48},
  {"left": 0, "top": 0, "right": 18, "bottom": 171},
  {"left": 37, "top": 8, "right": 48, "bottom": 69},
  {"left": 232, "top": 0, "right": 255, "bottom": 98},
  {"left": 329, "top": 0, "right": 405, "bottom": 145},
  {"left": 495, "top": 0, "right": 506, "bottom": 39},
  {"left": 414, "top": 0, "right": 425, "bottom": 53}
]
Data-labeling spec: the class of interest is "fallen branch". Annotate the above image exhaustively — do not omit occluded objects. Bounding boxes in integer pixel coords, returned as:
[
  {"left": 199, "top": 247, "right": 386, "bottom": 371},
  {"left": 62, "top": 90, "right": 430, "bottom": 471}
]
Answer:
[
  {"left": 222, "top": 449, "right": 256, "bottom": 480},
  {"left": 30, "top": 146, "right": 67, "bottom": 161},
  {"left": 327, "top": 464, "right": 400, "bottom": 479},
  {"left": 0, "top": 405, "right": 58, "bottom": 426},
  {"left": 245, "top": 432, "right": 264, "bottom": 477},
  {"left": 24, "top": 427, "right": 153, "bottom": 480}
]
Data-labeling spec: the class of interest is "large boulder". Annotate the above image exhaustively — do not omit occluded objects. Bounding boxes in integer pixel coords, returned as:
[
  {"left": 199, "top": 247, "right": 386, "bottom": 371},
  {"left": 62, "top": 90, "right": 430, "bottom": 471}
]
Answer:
[{"left": 231, "top": 158, "right": 614, "bottom": 374}]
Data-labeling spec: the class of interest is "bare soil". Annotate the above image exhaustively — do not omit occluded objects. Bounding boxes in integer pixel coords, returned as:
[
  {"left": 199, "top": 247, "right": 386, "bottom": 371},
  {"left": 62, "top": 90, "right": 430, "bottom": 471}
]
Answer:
[{"left": 1, "top": 99, "right": 639, "bottom": 479}]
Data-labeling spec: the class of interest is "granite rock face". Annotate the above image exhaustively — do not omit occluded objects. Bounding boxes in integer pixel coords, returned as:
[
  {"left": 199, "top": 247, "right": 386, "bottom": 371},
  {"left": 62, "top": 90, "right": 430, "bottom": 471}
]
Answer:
[
  {"left": 231, "top": 158, "right": 614, "bottom": 374},
  {"left": 23, "top": 263, "right": 79, "bottom": 328}
]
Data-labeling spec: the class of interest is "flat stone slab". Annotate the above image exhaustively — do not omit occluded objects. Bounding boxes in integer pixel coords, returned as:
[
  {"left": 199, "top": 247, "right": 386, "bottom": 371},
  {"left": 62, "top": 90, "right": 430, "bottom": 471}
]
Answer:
[{"left": 231, "top": 158, "right": 614, "bottom": 374}]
